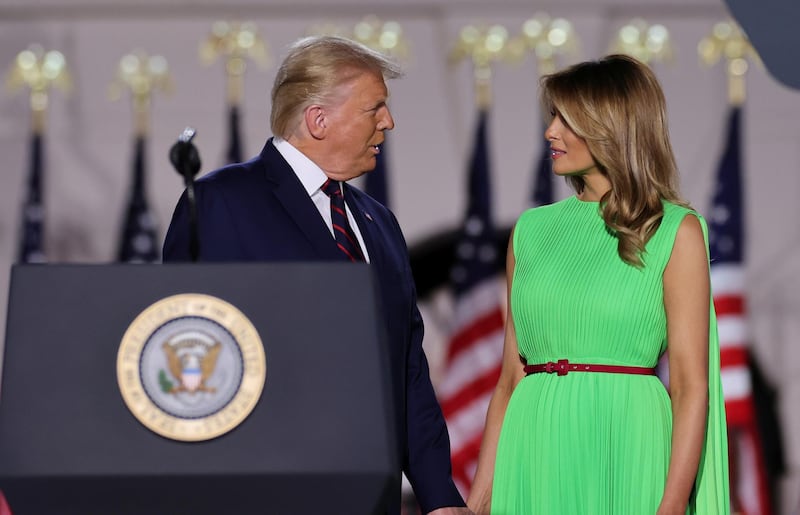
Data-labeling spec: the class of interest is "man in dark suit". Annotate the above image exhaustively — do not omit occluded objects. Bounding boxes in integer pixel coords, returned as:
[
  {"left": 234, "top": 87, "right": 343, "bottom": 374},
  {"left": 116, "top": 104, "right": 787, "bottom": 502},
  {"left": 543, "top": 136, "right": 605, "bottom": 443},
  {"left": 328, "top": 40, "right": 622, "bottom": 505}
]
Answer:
[{"left": 163, "top": 35, "right": 470, "bottom": 515}]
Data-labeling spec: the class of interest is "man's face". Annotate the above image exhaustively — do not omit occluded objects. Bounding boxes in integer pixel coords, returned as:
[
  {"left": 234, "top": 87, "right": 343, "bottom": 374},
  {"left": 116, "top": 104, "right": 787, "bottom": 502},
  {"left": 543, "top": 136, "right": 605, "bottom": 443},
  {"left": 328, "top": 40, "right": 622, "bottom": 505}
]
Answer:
[{"left": 320, "top": 71, "right": 394, "bottom": 181}]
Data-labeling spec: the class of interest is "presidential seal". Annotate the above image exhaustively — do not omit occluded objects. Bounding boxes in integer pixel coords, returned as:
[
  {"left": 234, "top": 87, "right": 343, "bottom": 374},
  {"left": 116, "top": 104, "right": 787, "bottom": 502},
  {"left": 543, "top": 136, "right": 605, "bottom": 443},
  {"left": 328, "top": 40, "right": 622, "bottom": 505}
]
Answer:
[{"left": 117, "top": 293, "right": 266, "bottom": 442}]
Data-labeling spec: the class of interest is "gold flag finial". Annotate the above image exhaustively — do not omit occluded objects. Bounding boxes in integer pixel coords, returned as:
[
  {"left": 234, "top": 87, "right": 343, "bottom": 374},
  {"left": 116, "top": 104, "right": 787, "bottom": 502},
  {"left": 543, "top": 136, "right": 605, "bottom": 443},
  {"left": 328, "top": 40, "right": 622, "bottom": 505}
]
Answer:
[
  {"left": 609, "top": 18, "right": 674, "bottom": 66},
  {"left": 200, "top": 21, "right": 270, "bottom": 105},
  {"left": 450, "top": 23, "right": 514, "bottom": 109},
  {"left": 306, "top": 22, "right": 349, "bottom": 38},
  {"left": 306, "top": 16, "right": 408, "bottom": 63},
  {"left": 351, "top": 15, "right": 410, "bottom": 62},
  {"left": 513, "top": 13, "right": 580, "bottom": 76},
  {"left": 698, "top": 20, "right": 760, "bottom": 106},
  {"left": 5, "top": 44, "right": 71, "bottom": 133},
  {"left": 109, "top": 50, "right": 173, "bottom": 136}
]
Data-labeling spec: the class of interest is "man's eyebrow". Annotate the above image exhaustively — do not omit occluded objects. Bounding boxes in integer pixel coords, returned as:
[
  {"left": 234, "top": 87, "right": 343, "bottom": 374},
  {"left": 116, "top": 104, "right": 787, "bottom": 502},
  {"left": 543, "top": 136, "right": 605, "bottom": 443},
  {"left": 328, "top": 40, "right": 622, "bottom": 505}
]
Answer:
[{"left": 363, "top": 99, "right": 387, "bottom": 111}]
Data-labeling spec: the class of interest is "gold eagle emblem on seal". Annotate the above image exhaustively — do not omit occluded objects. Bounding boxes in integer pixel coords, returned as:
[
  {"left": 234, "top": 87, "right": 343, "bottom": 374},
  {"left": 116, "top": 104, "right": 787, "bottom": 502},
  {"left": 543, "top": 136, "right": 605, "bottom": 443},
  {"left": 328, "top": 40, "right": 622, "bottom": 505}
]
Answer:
[{"left": 117, "top": 293, "right": 266, "bottom": 442}]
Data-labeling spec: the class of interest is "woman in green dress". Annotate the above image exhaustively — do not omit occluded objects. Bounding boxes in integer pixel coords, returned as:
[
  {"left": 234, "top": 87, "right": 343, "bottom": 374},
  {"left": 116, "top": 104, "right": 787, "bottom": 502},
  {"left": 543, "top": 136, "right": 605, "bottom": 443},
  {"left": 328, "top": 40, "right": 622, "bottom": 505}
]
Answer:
[{"left": 466, "top": 55, "right": 730, "bottom": 514}]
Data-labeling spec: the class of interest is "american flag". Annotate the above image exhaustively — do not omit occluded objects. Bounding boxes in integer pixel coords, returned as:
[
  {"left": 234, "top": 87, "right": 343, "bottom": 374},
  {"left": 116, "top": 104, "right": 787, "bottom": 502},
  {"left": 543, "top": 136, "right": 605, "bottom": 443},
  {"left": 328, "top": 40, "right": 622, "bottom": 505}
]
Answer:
[
  {"left": 5, "top": 113, "right": 48, "bottom": 515},
  {"left": 708, "top": 106, "right": 771, "bottom": 514},
  {"left": 116, "top": 136, "right": 159, "bottom": 262},
  {"left": 438, "top": 110, "right": 505, "bottom": 495},
  {"left": 17, "top": 132, "right": 46, "bottom": 264}
]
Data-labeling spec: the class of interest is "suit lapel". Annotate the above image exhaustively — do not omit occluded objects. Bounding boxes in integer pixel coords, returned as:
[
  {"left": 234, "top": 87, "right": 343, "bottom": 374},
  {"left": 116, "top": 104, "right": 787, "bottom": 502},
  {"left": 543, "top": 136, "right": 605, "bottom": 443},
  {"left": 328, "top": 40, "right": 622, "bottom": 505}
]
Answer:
[
  {"left": 346, "top": 185, "right": 387, "bottom": 270},
  {"left": 258, "top": 141, "right": 345, "bottom": 261}
]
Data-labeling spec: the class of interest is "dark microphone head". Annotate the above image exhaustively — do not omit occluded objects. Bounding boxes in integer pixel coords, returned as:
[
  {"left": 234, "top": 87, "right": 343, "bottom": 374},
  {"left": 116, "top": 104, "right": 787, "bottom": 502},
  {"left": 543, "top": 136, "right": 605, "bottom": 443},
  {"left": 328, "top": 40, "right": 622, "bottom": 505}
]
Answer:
[{"left": 169, "top": 127, "right": 202, "bottom": 179}]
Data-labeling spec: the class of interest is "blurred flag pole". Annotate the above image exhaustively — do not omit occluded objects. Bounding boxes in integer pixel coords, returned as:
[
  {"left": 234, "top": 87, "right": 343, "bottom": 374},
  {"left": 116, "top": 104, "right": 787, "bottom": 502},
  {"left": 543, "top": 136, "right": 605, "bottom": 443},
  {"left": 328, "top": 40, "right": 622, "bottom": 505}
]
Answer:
[
  {"left": 200, "top": 21, "right": 270, "bottom": 165},
  {"left": 109, "top": 50, "right": 172, "bottom": 263},
  {"left": 437, "top": 23, "right": 513, "bottom": 497},
  {"left": 700, "top": 20, "right": 772, "bottom": 515},
  {"left": 3, "top": 39, "right": 71, "bottom": 515},
  {"left": 512, "top": 14, "right": 579, "bottom": 207},
  {"left": 6, "top": 45, "right": 71, "bottom": 264},
  {"left": 350, "top": 15, "right": 409, "bottom": 208}
]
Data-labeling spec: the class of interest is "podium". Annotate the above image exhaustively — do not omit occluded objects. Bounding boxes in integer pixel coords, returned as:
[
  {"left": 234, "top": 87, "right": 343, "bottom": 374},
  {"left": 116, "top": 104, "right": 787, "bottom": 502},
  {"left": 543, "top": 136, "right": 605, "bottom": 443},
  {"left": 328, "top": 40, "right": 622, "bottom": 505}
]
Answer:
[{"left": 0, "top": 263, "right": 398, "bottom": 515}]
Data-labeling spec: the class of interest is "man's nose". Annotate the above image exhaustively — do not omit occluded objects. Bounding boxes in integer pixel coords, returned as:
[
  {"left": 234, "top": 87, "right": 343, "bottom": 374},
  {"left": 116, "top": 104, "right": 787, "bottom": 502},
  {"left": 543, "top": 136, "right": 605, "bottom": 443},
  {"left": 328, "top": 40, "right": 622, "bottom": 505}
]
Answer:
[{"left": 379, "top": 107, "right": 395, "bottom": 131}]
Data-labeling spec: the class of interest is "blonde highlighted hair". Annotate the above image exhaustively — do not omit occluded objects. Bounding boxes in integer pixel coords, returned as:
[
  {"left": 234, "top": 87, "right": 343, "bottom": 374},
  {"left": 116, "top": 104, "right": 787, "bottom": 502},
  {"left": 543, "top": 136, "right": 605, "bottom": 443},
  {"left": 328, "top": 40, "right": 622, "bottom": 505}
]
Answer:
[
  {"left": 271, "top": 35, "right": 403, "bottom": 139},
  {"left": 540, "top": 54, "right": 686, "bottom": 267}
]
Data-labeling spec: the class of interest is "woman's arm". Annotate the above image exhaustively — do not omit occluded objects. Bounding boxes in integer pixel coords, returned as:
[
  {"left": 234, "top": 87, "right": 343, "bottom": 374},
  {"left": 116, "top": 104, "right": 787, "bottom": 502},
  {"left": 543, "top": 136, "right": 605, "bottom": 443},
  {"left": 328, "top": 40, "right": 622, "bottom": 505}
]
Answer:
[
  {"left": 658, "top": 214, "right": 711, "bottom": 515},
  {"left": 466, "top": 232, "right": 526, "bottom": 514}
]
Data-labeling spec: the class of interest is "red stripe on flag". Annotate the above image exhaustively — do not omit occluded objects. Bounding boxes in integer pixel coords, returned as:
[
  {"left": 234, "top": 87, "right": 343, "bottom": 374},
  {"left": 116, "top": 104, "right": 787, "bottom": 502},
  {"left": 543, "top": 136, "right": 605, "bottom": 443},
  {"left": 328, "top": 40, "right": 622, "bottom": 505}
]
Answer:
[
  {"left": 441, "top": 364, "right": 501, "bottom": 416},
  {"left": 720, "top": 347, "right": 749, "bottom": 368},
  {"left": 713, "top": 295, "right": 745, "bottom": 316},
  {"left": 450, "top": 430, "right": 484, "bottom": 486},
  {"left": 725, "top": 397, "right": 755, "bottom": 428},
  {"left": 448, "top": 308, "right": 504, "bottom": 360},
  {"left": 729, "top": 424, "right": 773, "bottom": 515}
]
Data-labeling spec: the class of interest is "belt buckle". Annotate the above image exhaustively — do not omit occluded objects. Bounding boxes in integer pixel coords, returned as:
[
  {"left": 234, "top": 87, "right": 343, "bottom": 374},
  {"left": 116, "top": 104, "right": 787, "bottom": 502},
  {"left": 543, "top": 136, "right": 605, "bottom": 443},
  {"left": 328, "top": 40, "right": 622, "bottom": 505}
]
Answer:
[{"left": 545, "top": 359, "right": 570, "bottom": 376}]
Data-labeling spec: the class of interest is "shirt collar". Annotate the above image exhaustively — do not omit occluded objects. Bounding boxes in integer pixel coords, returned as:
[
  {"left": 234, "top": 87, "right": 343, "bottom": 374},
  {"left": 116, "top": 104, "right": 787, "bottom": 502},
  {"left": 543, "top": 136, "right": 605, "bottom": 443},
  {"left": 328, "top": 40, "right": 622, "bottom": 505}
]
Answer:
[{"left": 272, "top": 137, "right": 330, "bottom": 195}]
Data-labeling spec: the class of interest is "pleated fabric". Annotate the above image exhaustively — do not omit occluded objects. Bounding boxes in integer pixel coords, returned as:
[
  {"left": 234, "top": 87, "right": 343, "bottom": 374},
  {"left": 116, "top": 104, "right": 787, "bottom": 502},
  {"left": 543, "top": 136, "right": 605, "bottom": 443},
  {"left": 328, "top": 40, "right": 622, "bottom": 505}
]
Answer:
[{"left": 491, "top": 196, "right": 729, "bottom": 514}]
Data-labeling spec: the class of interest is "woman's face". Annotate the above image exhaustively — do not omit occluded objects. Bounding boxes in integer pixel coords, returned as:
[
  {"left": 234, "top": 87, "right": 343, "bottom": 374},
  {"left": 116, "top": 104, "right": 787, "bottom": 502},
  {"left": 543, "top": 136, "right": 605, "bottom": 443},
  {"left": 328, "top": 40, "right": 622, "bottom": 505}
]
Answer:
[{"left": 544, "top": 111, "right": 599, "bottom": 177}]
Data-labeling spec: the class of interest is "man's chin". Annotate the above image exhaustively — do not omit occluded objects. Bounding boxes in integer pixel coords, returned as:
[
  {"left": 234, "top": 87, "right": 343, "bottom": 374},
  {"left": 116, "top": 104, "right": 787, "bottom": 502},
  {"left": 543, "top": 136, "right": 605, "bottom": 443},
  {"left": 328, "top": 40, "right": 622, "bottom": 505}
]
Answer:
[
  {"left": 362, "top": 158, "right": 378, "bottom": 174},
  {"left": 344, "top": 168, "right": 373, "bottom": 181}
]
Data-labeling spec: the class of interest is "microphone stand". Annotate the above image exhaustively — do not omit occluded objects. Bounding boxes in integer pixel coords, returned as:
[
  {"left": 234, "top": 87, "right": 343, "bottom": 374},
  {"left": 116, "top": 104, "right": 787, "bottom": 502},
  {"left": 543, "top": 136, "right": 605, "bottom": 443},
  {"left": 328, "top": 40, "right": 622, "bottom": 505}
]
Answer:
[{"left": 169, "top": 127, "right": 202, "bottom": 262}]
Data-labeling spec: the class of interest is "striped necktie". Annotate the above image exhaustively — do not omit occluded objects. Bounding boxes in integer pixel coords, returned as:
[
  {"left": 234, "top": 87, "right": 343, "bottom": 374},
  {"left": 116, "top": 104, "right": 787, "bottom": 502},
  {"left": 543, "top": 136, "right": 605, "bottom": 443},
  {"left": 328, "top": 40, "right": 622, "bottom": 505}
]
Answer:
[{"left": 321, "top": 179, "right": 365, "bottom": 262}]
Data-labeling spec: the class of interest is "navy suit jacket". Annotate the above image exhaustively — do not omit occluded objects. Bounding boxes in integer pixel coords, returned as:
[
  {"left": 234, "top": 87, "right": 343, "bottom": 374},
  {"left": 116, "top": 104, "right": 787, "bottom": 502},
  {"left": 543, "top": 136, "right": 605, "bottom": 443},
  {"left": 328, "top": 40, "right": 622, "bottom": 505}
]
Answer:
[{"left": 163, "top": 140, "right": 464, "bottom": 513}]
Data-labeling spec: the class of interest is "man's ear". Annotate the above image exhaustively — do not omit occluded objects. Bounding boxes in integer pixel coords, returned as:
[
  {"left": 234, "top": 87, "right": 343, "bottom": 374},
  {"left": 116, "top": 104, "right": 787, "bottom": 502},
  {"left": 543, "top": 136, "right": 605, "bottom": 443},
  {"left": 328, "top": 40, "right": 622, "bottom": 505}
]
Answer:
[{"left": 304, "top": 105, "right": 327, "bottom": 140}]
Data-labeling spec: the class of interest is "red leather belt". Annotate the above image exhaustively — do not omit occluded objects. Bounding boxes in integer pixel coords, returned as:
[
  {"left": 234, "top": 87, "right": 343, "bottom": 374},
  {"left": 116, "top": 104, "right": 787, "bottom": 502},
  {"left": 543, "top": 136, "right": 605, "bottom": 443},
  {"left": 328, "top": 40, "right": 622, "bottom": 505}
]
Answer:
[{"left": 524, "top": 359, "right": 656, "bottom": 376}]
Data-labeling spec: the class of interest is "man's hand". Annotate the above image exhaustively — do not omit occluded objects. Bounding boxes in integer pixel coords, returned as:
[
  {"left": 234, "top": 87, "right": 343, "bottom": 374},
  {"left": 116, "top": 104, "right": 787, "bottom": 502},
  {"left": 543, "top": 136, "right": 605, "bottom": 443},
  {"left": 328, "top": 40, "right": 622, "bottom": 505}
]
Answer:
[{"left": 428, "top": 508, "right": 476, "bottom": 515}]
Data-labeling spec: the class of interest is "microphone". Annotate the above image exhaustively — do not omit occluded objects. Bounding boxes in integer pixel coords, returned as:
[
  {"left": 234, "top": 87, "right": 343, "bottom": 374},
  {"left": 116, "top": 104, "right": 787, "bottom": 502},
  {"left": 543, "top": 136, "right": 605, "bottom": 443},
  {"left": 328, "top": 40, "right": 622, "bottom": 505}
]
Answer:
[
  {"left": 169, "top": 127, "right": 202, "bottom": 180},
  {"left": 168, "top": 127, "right": 202, "bottom": 262}
]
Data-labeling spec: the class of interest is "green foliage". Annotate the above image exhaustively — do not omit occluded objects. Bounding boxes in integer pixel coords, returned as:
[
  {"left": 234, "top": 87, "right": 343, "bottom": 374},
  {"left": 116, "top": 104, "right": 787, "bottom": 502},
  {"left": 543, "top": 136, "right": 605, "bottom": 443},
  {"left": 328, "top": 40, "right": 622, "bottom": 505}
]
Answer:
[{"left": 158, "top": 369, "right": 174, "bottom": 393}]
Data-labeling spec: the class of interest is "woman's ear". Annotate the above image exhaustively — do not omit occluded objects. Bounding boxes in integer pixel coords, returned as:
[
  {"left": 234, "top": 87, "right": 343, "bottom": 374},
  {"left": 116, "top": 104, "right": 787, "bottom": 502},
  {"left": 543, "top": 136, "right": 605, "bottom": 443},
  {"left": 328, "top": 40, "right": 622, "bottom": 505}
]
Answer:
[{"left": 304, "top": 105, "right": 326, "bottom": 140}]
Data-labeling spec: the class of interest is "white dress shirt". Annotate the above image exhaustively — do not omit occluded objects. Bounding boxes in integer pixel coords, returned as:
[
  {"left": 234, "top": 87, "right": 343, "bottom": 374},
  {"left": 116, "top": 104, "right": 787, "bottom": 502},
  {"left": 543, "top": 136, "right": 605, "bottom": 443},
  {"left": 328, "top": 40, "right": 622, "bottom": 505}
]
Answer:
[{"left": 272, "top": 137, "right": 370, "bottom": 262}]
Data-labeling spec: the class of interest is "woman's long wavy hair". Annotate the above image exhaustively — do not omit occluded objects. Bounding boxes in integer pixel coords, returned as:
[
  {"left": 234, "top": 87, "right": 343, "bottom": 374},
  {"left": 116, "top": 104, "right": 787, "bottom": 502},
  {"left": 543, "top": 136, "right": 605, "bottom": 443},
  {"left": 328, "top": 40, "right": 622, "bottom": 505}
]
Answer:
[{"left": 540, "top": 54, "right": 687, "bottom": 267}]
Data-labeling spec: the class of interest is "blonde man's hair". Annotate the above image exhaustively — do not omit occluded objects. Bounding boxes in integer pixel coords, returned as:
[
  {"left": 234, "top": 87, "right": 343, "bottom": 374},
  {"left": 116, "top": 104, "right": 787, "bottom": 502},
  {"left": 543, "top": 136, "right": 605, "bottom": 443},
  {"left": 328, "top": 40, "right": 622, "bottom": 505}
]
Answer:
[
  {"left": 271, "top": 35, "right": 403, "bottom": 139},
  {"left": 540, "top": 54, "right": 686, "bottom": 267}
]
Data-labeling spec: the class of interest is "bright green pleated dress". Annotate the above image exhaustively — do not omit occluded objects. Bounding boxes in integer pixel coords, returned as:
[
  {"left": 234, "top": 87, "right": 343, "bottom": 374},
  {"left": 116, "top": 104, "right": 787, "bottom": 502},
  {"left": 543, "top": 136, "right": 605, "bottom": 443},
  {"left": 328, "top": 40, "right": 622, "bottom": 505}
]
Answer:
[{"left": 491, "top": 196, "right": 730, "bottom": 514}]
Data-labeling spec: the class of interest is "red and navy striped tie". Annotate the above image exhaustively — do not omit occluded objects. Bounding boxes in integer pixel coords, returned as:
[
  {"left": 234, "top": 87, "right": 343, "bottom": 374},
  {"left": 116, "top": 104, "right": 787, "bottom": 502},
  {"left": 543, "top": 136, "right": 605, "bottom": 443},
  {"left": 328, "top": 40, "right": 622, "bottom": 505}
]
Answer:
[{"left": 321, "top": 179, "right": 365, "bottom": 262}]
